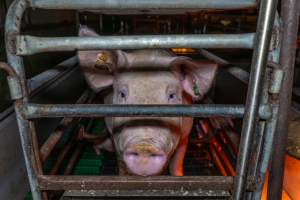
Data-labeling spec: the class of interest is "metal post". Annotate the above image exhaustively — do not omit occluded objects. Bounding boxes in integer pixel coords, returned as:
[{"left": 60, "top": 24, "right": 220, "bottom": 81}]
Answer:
[
  {"left": 232, "top": 0, "right": 278, "bottom": 199},
  {"left": 5, "top": 0, "right": 42, "bottom": 199},
  {"left": 268, "top": 0, "right": 300, "bottom": 199}
]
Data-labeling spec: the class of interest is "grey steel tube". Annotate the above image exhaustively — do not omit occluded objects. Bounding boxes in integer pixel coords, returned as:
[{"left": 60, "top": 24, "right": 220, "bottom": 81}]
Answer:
[
  {"left": 232, "top": 0, "right": 278, "bottom": 199},
  {"left": 17, "top": 34, "right": 255, "bottom": 55},
  {"left": 5, "top": 0, "right": 42, "bottom": 199},
  {"left": 23, "top": 103, "right": 272, "bottom": 119},
  {"left": 252, "top": 106, "right": 279, "bottom": 200},
  {"left": 268, "top": 0, "right": 300, "bottom": 199},
  {"left": 29, "top": 0, "right": 257, "bottom": 10}
]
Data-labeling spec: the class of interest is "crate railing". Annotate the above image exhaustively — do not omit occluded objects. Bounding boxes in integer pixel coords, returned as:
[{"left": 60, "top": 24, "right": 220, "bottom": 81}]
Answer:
[{"left": 3, "top": 0, "right": 289, "bottom": 199}]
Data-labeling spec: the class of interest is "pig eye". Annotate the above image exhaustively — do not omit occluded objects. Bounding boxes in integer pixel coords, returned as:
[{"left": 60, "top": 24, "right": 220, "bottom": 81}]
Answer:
[
  {"left": 119, "top": 91, "right": 126, "bottom": 98},
  {"left": 169, "top": 93, "right": 176, "bottom": 99},
  {"left": 168, "top": 92, "right": 177, "bottom": 101},
  {"left": 117, "top": 86, "right": 128, "bottom": 101},
  {"left": 166, "top": 86, "right": 180, "bottom": 103}
]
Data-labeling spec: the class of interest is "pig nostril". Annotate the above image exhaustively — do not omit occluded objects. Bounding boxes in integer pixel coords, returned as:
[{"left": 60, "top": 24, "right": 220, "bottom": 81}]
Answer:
[
  {"left": 150, "top": 153, "right": 162, "bottom": 158},
  {"left": 126, "top": 152, "right": 139, "bottom": 157}
]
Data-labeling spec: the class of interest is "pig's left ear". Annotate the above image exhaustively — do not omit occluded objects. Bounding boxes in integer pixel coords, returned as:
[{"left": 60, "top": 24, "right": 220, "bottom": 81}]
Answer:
[{"left": 172, "top": 59, "right": 218, "bottom": 100}]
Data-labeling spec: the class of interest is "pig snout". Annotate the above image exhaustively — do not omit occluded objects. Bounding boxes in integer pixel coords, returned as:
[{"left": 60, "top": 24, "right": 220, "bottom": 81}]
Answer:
[{"left": 123, "top": 143, "right": 167, "bottom": 176}]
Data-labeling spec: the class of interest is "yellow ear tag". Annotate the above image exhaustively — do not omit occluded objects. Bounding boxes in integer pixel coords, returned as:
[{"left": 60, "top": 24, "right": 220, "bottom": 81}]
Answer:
[
  {"left": 95, "top": 52, "right": 112, "bottom": 72},
  {"left": 193, "top": 84, "right": 201, "bottom": 97}
]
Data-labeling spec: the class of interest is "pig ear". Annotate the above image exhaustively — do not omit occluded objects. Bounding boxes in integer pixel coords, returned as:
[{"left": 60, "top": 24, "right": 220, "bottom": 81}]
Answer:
[
  {"left": 78, "top": 26, "right": 114, "bottom": 92},
  {"left": 172, "top": 59, "right": 218, "bottom": 100},
  {"left": 78, "top": 25, "right": 99, "bottom": 37}
]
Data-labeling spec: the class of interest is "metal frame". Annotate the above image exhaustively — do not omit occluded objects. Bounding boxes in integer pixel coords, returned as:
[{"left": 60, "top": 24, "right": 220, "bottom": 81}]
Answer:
[{"left": 3, "top": 0, "right": 299, "bottom": 199}]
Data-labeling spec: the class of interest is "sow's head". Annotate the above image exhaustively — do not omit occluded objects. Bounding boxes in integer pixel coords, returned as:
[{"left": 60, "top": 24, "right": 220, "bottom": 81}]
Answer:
[{"left": 78, "top": 26, "right": 217, "bottom": 176}]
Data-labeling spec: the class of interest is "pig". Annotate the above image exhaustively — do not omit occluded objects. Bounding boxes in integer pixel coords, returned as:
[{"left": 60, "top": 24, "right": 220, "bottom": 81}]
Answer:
[{"left": 78, "top": 26, "right": 217, "bottom": 176}]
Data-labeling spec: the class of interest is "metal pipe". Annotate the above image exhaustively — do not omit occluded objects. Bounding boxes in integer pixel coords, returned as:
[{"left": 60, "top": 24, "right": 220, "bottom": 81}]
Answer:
[
  {"left": 5, "top": 0, "right": 42, "bottom": 199},
  {"left": 268, "top": 0, "right": 300, "bottom": 199},
  {"left": 29, "top": 0, "right": 257, "bottom": 10},
  {"left": 252, "top": 106, "right": 279, "bottom": 200},
  {"left": 40, "top": 90, "right": 90, "bottom": 162},
  {"left": 63, "top": 143, "right": 84, "bottom": 175},
  {"left": 209, "top": 144, "right": 228, "bottom": 176},
  {"left": 49, "top": 131, "right": 77, "bottom": 175},
  {"left": 212, "top": 138, "right": 236, "bottom": 176},
  {"left": 38, "top": 175, "right": 233, "bottom": 191},
  {"left": 63, "top": 119, "right": 95, "bottom": 175},
  {"left": 24, "top": 103, "right": 272, "bottom": 119},
  {"left": 17, "top": 34, "right": 255, "bottom": 55},
  {"left": 232, "top": 0, "right": 279, "bottom": 199},
  {"left": 198, "top": 49, "right": 230, "bottom": 66},
  {"left": 197, "top": 49, "right": 250, "bottom": 84},
  {"left": 0, "top": 62, "right": 18, "bottom": 77}
]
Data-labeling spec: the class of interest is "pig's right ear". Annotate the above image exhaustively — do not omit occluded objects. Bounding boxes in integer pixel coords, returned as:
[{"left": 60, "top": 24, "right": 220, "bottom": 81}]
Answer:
[{"left": 78, "top": 26, "right": 114, "bottom": 92}]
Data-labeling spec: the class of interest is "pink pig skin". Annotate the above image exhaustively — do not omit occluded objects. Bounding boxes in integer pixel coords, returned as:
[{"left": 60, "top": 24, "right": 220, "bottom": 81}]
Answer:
[{"left": 78, "top": 26, "right": 217, "bottom": 176}]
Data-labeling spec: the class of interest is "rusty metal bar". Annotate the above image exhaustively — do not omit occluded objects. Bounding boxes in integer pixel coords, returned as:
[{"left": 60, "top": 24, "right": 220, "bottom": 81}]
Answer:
[
  {"left": 232, "top": 0, "right": 279, "bottom": 199},
  {"left": 209, "top": 144, "right": 228, "bottom": 176},
  {"left": 268, "top": 0, "right": 300, "bottom": 199},
  {"left": 24, "top": 103, "right": 272, "bottom": 119},
  {"left": 40, "top": 90, "right": 90, "bottom": 162},
  {"left": 38, "top": 175, "right": 233, "bottom": 191},
  {"left": 62, "top": 189, "right": 230, "bottom": 198},
  {"left": 50, "top": 119, "right": 94, "bottom": 175},
  {"left": 49, "top": 132, "right": 78, "bottom": 175},
  {"left": 4, "top": 0, "right": 42, "bottom": 199},
  {"left": 29, "top": 0, "right": 257, "bottom": 10},
  {"left": 17, "top": 34, "right": 255, "bottom": 55},
  {"left": 63, "top": 143, "right": 84, "bottom": 175}
]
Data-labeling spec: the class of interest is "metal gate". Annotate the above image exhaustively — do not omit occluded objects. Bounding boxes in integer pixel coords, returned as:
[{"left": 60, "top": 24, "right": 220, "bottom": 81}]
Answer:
[{"left": 1, "top": 0, "right": 299, "bottom": 199}]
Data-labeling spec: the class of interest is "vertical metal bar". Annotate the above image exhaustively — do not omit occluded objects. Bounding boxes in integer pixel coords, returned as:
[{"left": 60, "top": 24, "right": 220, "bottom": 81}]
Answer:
[
  {"left": 252, "top": 106, "right": 279, "bottom": 200},
  {"left": 250, "top": 12, "right": 282, "bottom": 200},
  {"left": 268, "top": 0, "right": 300, "bottom": 199},
  {"left": 232, "top": 0, "right": 278, "bottom": 199},
  {"left": 5, "top": 0, "right": 42, "bottom": 200}
]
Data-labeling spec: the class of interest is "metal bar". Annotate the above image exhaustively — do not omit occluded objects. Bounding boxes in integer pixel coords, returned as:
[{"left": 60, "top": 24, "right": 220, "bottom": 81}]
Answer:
[
  {"left": 198, "top": 49, "right": 230, "bottom": 66},
  {"left": 249, "top": 13, "right": 281, "bottom": 200},
  {"left": 50, "top": 119, "right": 94, "bottom": 175},
  {"left": 198, "top": 49, "right": 250, "bottom": 84},
  {"left": 209, "top": 143, "right": 228, "bottom": 176},
  {"left": 252, "top": 106, "right": 279, "bottom": 200},
  {"left": 5, "top": 0, "right": 42, "bottom": 199},
  {"left": 17, "top": 34, "right": 255, "bottom": 55},
  {"left": 23, "top": 103, "right": 272, "bottom": 119},
  {"left": 29, "top": 0, "right": 257, "bottom": 10},
  {"left": 40, "top": 90, "right": 90, "bottom": 162},
  {"left": 49, "top": 131, "right": 77, "bottom": 175},
  {"left": 232, "top": 0, "right": 279, "bottom": 199},
  {"left": 62, "top": 189, "right": 230, "bottom": 198},
  {"left": 63, "top": 143, "right": 84, "bottom": 175},
  {"left": 38, "top": 175, "right": 233, "bottom": 191},
  {"left": 268, "top": 0, "right": 300, "bottom": 199}
]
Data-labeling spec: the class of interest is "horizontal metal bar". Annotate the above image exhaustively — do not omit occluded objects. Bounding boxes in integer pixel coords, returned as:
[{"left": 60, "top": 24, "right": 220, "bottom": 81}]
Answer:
[
  {"left": 17, "top": 34, "right": 255, "bottom": 55},
  {"left": 38, "top": 175, "right": 233, "bottom": 191},
  {"left": 24, "top": 103, "right": 272, "bottom": 119},
  {"left": 29, "top": 0, "right": 257, "bottom": 10},
  {"left": 63, "top": 189, "right": 230, "bottom": 198}
]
